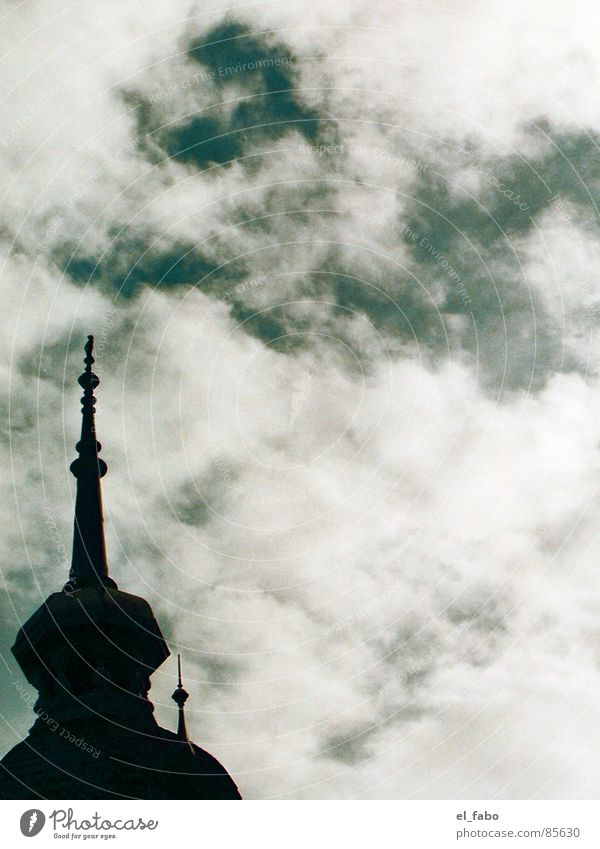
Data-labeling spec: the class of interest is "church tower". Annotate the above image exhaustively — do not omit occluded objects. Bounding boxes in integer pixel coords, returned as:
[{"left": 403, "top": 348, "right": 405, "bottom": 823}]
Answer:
[{"left": 0, "top": 337, "right": 241, "bottom": 799}]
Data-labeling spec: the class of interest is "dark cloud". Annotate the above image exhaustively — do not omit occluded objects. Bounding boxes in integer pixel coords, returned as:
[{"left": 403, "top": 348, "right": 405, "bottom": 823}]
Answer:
[
  {"left": 55, "top": 230, "right": 245, "bottom": 299},
  {"left": 127, "top": 22, "right": 325, "bottom": 172},
  {"left": 53, "top": 110, "right": 600, "bottom": 394}
]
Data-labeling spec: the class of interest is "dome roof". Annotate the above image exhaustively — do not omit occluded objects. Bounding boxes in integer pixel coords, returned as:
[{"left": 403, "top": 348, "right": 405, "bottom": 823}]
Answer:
[{"left": 0, "top": 715, "right": 241, "bottom": 800}]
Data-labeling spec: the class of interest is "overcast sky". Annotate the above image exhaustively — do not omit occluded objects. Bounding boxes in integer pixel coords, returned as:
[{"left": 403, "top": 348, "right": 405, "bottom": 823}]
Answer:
[{"left": 2, "top": 0, "right": 600, "bottom": 799}]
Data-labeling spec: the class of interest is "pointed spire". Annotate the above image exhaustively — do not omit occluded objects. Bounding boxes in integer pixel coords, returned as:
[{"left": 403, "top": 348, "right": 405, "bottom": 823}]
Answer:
[
  {"left": 172, "top": 655, "right": 193, "bottom": 751},
  {"left": 64, "top": 336, "right": 117, "bottom": 592}
]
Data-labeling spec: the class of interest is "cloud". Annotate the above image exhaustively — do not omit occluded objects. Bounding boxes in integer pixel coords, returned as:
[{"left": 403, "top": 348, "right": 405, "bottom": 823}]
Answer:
[{"left": 2, "top": 0, "right": 600, "bottom": 800}]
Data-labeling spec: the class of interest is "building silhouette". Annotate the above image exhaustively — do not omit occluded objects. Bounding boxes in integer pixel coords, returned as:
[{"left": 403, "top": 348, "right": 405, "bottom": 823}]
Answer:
[{"left": 0, "top": 337, "right": 241, "bottom": 799}]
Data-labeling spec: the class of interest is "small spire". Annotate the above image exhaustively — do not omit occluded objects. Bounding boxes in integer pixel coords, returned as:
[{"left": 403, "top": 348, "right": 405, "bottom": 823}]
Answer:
[
  {"left": 172, "top": 654, "right": 193, "bottom": 751},
  {"left": 64, "top": 336, "right": 117, "bottom": 592}
]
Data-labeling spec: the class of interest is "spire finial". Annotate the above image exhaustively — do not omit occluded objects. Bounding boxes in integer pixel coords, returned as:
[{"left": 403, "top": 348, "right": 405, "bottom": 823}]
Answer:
[
  {"left": 64, "top": 336, "right": 117, "bottom": 592},
  {"left": 172, "top": 654, "right": 193, "bottom": 750},
  {"left": 84, "top": 333, "right": 94, "bottom": 366}
]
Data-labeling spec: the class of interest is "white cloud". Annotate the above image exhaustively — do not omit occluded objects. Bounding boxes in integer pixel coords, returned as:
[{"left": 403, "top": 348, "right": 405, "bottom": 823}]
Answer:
[{"left": 2, "top": 0, "right": 600, "bottom": 801}]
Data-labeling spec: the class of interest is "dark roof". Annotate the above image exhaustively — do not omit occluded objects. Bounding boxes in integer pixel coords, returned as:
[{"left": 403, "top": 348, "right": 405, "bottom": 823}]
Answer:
[{"left": 0, "top": 718, "right": 241, "bottom": 800}]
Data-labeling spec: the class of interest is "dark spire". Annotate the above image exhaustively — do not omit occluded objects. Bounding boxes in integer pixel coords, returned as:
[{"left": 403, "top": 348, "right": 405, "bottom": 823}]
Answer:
[
  {"left": 172, "top": 655, "right": 193, "bottom": 750},
  {"left": 65, "top": 336, "right": 117, "bottom": 592}
]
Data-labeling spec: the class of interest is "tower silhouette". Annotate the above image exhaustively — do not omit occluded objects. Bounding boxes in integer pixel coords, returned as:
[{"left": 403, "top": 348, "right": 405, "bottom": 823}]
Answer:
[{"left": 0, "top": 337, "right": 241, "bottom": 799}]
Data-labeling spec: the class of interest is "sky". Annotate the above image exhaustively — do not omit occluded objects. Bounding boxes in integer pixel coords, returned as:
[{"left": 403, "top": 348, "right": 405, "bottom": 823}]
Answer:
[{"left": 2, "top": 0, "right": 600, "bottom": 799}]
